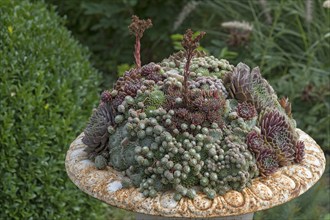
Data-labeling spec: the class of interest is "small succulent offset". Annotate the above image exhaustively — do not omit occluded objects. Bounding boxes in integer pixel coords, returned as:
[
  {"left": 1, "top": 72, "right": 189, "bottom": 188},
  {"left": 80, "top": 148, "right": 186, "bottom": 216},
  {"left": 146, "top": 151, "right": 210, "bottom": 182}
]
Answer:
[{"left": 82, "top": 16, "right": 305, "bottom": 200}]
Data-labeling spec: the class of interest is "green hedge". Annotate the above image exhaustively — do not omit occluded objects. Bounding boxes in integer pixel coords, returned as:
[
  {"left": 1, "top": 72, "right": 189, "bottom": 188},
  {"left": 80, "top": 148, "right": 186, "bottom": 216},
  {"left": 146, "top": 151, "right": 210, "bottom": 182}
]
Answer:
[{"left": 0, "top": 0, "right": 107, "bottom": 219}]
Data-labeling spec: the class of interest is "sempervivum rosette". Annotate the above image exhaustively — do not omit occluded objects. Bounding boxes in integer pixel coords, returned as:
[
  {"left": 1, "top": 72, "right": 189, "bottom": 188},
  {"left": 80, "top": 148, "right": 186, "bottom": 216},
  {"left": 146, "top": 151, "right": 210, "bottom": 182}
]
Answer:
[
  {"left": 81, "top": 16, "right": 305, "bottom": 200},
  {"left": 260, "top": 109, "right": 297, "bottom": 166},
  {"left": 256, "top": 148, "right": 279, "bottom": 177}
]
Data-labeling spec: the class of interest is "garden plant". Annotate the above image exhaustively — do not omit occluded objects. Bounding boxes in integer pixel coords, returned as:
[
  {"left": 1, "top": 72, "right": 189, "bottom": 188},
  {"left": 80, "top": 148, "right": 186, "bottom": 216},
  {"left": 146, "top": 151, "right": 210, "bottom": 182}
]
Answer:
[{"left": 81, "top": 16, "right": 306, "bottom": 201}]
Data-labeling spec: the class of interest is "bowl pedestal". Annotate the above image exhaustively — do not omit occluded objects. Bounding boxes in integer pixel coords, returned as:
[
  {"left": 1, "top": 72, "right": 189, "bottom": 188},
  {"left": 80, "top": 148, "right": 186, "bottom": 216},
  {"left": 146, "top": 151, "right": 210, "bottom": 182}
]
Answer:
[{"left": 135, "top": 213, "right": 254, "bottom": 220}]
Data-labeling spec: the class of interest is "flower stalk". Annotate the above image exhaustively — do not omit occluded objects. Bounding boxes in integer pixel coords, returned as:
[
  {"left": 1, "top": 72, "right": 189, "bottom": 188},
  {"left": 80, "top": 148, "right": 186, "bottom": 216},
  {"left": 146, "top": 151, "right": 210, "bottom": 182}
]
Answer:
[
  {"left": 128, "top": 15, "right": 152, "bottom": 68},
  {"left": 181, "top": 29, "right": 205, "bottom": 104}
]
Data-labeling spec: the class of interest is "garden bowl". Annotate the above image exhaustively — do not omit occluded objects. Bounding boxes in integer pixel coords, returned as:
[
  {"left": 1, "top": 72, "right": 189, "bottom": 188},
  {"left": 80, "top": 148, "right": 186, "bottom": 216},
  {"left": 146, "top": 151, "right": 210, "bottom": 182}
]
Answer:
[{"left": 65, "top": 129, "right": 325, "bottom": 219}]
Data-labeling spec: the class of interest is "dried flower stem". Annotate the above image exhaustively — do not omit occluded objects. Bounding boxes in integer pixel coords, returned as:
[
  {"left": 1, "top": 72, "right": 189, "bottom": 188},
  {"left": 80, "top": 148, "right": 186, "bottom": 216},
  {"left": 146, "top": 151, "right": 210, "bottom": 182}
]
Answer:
[
  {"left": 305, "top": 0, "right": 313, "bottom": 23},
  {"left": 258, "top": 0, "right": 272, "bottom": 24},
  {"left": 181, "top": 29, "right": 205, "bottom": 104},
  {"left": 324, "top": 0, "right": 330, "bottom": 8},
  {"left": 172, "top": 1, "right": 199, "bottom": 31},
  {"left": 128, "top": 15, "right": 152, "bottom": 68}
]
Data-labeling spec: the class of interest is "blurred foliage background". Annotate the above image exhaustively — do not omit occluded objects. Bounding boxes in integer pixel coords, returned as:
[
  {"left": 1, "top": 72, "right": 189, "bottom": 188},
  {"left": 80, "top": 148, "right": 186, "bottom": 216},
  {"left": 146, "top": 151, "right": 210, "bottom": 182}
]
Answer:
[
  {"left": 1, "top": 0, "right": 329, "bottom": 219},
  {"left": 0, "top": 0, "right": 106, "bottom": 219}
]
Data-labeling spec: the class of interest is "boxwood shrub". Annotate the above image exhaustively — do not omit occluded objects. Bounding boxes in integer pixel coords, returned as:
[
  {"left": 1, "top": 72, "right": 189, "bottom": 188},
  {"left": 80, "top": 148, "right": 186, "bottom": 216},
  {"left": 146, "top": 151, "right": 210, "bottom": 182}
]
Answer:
[{"left": 0, "top": 0, "right": 107, "bottom": 219}]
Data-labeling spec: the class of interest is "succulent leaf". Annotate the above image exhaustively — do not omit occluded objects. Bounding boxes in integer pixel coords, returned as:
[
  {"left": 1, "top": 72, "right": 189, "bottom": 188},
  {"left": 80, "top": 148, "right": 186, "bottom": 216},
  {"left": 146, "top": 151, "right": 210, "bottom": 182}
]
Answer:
[
  {"left": 95, "top": 155, "right": 107, "bottom": 170},
  {"left": 109, "top": 146, "right": 128, "bottom": 171},
  {"left": 260, "top": 110, "right": 296, "bottom": 165},
  {"left": 82, "top": 102, "right": 114, "bottom": 159},
  {"left": 145, "top": 89, "right": 166, "bottom": 109},
  {"left": 246, "top": 130, "right": 264, "bottom": 155},
  {"left": 237, "top": 102, "right": 257, "bottom": 120},
  {"left": 295, "top": 141, "right": 305, "bottom": 163},
  {"left": 256, "top": 148, "right": 279, "bottom": 177},
  {"left": 279, "top": 97, "right": 292, "bottom": 117},
  {"left": 226, "top": 62, "right": 253, "bottom": 103},
  {"left": 226, "top": 63, "right": 278, "bottom": 111}
]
